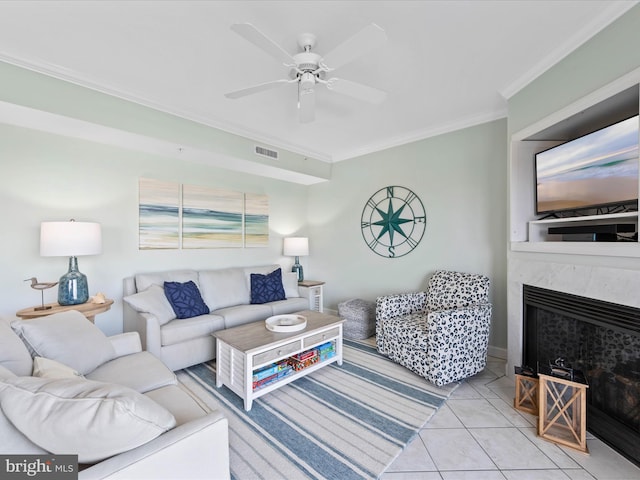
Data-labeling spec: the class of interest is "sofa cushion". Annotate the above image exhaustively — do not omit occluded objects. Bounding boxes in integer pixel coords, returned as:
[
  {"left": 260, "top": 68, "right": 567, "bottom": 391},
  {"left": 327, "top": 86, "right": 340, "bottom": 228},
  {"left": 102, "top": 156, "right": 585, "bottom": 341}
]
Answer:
[
  {"left": 213, "top": 304, "right": 273, "bottom": 329},
  {"left": 0, "top": 378, "right": 48, "bottom": 455},
  {"left": 32, "top": 357, "right": 82, "bottom": 379},
  {"left": 282, "top": 271, "right": 300, "bottom": 298},
  {"left": 135, "top": 269, "right": 199, "bottom": 293},
  {"left": 144, "top": 384, "right": 209, "bottom": 426},
  {"left": 250, "top": 268, "right": 286, "bottom": 304},
  {"left": 86, "top": 351, "right": 177, "bottom": 393},
  {"left": 0, "top": 376, "right": 176, "bottom": 463},
  {"left": 0, "top": 317, "right": 33, "bottom": 376},
  {"left": 160, "top": 314, "right": 225, "bottom": 347},
  {"left": 124, "top": 284, "right": 176, "bottom": 325},
  {"left": 164, "top": 281, "right": 210, "bottom": 319},
  {"left": 0, "top": 365, "right": 16, "bottom": 380},
  {"left": 199, "top": 267, "right": 250, "bottom": 311},
  {"left": 11, "top": 311, "right": 116, "bottom": 375},
  {"left": 269, "top": 298, "right": 310, "bottom": 316}
]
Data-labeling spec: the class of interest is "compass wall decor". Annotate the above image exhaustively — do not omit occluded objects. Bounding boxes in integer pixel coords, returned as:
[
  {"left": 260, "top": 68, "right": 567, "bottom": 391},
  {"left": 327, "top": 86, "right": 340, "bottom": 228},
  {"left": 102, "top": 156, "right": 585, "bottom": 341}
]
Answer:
[{"left": 361, "top": 186, "right": 426, "bottom": 258}]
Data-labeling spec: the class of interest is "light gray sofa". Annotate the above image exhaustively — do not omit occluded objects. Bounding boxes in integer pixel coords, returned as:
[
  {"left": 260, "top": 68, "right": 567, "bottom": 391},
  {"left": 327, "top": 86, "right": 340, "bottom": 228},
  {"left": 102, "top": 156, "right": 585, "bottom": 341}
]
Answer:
[
  {"left": 123, "top": 265, "right": 309, "bottom": 371},
  {"left": 0, "top": 311, "right": 230, "bottom": 479}
]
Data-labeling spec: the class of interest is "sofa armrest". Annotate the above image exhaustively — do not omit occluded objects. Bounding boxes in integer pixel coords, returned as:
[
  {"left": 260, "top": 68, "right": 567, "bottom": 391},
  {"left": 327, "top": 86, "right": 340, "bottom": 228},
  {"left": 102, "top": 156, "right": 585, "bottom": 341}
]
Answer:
[
  {"left": 79, "top": 411, "right": 230, "bottom": 480},
  {"left": 123, "top": 308, "right": 163, "bottom": 360},
  {"left": 108, "top": 332, "right": 142, "bottom": 357},
  {"left": 425, "top": 303, "right": 492, "bottom": 385}
]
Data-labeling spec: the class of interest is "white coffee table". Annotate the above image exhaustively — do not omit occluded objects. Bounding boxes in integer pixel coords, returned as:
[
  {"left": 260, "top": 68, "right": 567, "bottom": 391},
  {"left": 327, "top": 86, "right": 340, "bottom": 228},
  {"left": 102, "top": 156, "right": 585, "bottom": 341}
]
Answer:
[{"left": 214, "top": 310, "right": 344, "bottom": 411}]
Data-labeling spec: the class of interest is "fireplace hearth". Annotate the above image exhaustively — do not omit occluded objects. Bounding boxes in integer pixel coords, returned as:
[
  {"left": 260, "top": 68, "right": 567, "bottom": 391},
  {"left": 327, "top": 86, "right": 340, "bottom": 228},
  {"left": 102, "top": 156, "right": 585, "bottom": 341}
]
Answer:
[{"left": 523, "top": 285, "right": 640, "bottom": 465}]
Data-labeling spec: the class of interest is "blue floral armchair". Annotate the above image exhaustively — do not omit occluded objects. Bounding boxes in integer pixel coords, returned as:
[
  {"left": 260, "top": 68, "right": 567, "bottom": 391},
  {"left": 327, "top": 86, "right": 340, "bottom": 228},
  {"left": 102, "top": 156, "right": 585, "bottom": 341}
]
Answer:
[{"left": 376, "top": 270, "right": 492, "bottom": 386}]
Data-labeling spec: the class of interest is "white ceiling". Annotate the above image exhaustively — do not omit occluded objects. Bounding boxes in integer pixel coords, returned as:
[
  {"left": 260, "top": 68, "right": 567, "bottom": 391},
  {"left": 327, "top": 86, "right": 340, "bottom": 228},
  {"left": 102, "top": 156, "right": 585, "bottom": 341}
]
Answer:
[{"left": 0, "top": 0, "right": 637, "bottom": 163}]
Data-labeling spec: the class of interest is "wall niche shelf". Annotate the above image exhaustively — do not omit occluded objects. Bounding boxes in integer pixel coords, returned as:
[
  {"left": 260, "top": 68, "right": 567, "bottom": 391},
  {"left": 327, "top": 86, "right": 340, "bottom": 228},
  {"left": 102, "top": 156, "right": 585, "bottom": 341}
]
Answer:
[{"left": 509, "top": 71, "right": 640, "bottom": 258}]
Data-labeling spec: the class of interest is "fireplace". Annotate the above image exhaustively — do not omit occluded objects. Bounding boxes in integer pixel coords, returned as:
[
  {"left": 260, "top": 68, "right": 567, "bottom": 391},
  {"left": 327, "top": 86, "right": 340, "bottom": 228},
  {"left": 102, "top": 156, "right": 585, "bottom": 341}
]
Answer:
[{"left": 523, "top": 285, "right": 640, "bottom": 465}]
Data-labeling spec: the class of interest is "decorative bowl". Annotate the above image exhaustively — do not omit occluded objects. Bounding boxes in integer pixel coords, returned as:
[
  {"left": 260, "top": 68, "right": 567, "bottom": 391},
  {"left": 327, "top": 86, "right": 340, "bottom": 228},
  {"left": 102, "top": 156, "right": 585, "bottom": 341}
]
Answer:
[{"left": 265, "top": 314, "right": 307, "bottom": 332}]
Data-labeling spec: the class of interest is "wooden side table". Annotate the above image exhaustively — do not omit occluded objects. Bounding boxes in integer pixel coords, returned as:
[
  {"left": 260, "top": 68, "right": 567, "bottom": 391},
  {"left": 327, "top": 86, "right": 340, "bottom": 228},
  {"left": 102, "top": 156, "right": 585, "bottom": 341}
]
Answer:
[
  {"left": 298, "top": 280, "right": 324, "bottom": 312},
  {"left": 16, "top": 299, "right": 113, "bottom": 323},
  {"left": 538, "top": 372, "right": 589, "bottom": 453}
]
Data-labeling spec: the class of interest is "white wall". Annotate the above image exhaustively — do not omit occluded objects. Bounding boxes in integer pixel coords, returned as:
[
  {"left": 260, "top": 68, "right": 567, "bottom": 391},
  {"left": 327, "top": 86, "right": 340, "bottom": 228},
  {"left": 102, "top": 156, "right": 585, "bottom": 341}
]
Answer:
[
  {"left": 308, "top": 119, "right": 508, "bottom": 351},
  {"left": 0, "top": 123, "right": 308, "bottom": 336},
  {"left": 0, "top": 60, "right": 509, "bottom": 353}
]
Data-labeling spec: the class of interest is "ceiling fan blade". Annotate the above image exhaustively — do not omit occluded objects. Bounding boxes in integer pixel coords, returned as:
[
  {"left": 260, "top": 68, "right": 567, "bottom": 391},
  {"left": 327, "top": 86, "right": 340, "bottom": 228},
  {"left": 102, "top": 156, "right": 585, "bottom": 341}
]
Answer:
[
  {"left": 326, "top": 78, "right": 387, "bottom": 104},
  {"left": 298, "top": 88, "right": 315, "bottom": 123},
  {"left": 231, "top": 23, "right": 294, "bottom": 65},
  {"left": 224, "top": 79, "right": 291, "bottom": 99},
  {"left": 321, "top": 23, "right": 387, "bottom": 70}
]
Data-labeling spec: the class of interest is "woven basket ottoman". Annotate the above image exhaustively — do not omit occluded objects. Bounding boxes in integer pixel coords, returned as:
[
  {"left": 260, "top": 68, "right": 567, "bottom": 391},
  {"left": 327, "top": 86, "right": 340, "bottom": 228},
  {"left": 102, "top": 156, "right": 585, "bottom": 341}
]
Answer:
[{"left": 338, "top": 298, "right": 376, "bottom": 340}]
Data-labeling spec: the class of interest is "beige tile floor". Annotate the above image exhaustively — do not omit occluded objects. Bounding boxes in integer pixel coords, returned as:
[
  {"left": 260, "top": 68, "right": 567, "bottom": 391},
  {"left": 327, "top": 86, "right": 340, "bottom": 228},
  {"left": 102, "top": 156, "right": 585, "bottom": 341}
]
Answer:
[{"left": 382, "top": 358, "right": 640, "bottom": 480}]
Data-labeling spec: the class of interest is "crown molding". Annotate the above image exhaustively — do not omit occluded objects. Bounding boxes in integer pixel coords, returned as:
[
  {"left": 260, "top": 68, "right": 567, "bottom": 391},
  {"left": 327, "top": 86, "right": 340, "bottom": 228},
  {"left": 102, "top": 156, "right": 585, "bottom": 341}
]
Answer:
[
  {"left": 331, "top": 108, "right": 507, "bottom": 162},
  {"left": 500, "top": 1, "right": 639, "bottom": 100},
  {"left": 0, "top": 53, "right": 334, "bottom": 163}
]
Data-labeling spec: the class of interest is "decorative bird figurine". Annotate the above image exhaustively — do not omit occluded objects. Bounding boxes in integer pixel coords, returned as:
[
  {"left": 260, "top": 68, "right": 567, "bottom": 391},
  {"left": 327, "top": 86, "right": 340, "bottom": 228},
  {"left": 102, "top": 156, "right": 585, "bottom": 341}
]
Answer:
[
  {"left": 26, "top": 277, "right": 58, "bottom": 290},
  {"left": 25, "top": 277, "right": 58, "bottom": 311}
]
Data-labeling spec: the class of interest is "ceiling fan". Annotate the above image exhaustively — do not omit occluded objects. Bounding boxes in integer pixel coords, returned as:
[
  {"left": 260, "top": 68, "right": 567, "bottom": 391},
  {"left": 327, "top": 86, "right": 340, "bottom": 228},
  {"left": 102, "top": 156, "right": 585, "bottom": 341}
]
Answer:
[{"left": 224, "top": 23, "right": 388, "bottom": 123}]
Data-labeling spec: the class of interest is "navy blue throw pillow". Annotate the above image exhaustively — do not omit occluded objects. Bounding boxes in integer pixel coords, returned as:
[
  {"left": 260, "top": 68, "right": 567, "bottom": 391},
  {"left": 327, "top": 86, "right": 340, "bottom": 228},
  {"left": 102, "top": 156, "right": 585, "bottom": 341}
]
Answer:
[
  {"left": 250, "top": 268, "right": 286, "bottom": 304},
  {"left": 164, "top": 281, "right": 209, "bottom": 319}
]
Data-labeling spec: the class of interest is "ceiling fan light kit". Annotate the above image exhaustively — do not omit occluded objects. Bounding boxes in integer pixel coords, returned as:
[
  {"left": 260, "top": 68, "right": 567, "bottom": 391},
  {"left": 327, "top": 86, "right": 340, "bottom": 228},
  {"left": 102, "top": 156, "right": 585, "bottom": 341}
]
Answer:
[{"left": 225, "top": 23, "right": 388, "bottom": 123}]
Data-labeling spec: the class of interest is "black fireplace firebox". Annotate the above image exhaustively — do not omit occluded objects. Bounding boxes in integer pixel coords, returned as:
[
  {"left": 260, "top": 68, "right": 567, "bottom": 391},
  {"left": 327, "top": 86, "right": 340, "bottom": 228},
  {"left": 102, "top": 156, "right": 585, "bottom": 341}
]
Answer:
[{"left": 523, "top": 285, "right": 640, "bottom": 466}]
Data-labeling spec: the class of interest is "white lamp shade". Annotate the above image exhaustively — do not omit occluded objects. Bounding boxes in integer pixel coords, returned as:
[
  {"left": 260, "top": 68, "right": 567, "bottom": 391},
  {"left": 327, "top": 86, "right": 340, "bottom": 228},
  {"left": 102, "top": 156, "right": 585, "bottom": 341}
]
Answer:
[
  {"left": 40, "top": 221, "right": 102, "bottom": 257},
  {"left": 283, "top": 237, "right": 309, "bottom": 257}
]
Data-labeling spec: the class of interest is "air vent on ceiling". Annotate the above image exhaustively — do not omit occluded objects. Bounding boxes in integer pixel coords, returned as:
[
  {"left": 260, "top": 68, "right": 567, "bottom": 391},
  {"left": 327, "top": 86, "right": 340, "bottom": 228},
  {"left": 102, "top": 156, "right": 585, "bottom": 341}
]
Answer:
[{"left": 255, "top": 145, "right": 279, "bottom": 160}]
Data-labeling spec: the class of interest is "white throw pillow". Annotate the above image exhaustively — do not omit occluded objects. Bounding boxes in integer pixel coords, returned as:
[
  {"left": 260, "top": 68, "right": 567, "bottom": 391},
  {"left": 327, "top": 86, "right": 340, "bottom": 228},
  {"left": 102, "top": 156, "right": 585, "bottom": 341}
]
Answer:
[
  {"left": 135, "top": 270, "right": 199, "bottom": 294},
  {"left": 0, "top": 376, "right": 176, "bottom": 463},
  {"left": 32, "top": 357, "right": 82, "bottom": 379},
  {"left": 11, "top": 310, "right": 116, "bottom": 375},
  {"left": 282, "top": 272, "right": 300, "bottom": 298},
  {"left": 0, "top": 317, "right": 33, "bottom": 376},
  {"left": 123, "top": 284, "right": 176, "bottom": 325}
]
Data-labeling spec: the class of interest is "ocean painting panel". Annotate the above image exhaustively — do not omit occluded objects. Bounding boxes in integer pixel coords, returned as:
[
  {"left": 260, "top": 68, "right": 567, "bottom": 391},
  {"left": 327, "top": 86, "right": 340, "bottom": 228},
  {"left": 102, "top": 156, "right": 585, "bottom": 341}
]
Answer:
[
  {"left": 183, "top": 184, "right": 243, "bottom": 248},
  {"left": 139, "top": 178, "right": 180, "bottom": 250},
  {"left": 245, "top": 193, "right": 269, "bottom": 248}
]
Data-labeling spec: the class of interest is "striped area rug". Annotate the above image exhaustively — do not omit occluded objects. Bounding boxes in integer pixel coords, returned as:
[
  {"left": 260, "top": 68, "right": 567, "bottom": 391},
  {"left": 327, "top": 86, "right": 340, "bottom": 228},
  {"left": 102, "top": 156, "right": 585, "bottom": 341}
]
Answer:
[{"left": 177, "top": 339, "right": 458, "bottom": 480}]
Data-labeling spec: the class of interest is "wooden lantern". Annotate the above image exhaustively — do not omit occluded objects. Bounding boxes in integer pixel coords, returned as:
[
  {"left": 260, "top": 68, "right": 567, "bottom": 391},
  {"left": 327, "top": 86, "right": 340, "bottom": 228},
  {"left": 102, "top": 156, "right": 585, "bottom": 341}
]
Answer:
[
  {"left": 514, "top": 367, "right": 539, "bottom": 416},
  {"left": 538, "top": 372, "right": 589, "bottom": 454}
]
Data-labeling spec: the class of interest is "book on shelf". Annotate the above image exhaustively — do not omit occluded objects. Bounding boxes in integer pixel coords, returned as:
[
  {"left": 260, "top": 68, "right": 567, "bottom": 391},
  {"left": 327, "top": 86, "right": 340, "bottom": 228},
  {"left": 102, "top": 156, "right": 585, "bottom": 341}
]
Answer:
[
  {"left": 253, "top": 360, "right": 289, "bottom": 382},
  {"left": 253, "top": 366, "right": 292, "bottom": 390}
]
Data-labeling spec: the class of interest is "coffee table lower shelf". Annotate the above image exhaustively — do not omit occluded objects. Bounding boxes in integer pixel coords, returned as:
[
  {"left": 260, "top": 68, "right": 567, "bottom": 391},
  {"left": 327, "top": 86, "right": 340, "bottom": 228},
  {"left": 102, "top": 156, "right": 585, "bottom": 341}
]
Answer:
[{"left": 214, "top": 311, "right": 344, "bottom": 411}]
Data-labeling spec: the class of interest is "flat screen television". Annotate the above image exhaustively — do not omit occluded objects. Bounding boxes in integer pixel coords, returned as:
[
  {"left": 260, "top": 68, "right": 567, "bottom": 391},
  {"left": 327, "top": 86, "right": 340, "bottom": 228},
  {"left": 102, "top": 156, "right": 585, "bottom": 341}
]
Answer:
[{"left": 535, "top": 114, "right": 639, "bottom": 215}]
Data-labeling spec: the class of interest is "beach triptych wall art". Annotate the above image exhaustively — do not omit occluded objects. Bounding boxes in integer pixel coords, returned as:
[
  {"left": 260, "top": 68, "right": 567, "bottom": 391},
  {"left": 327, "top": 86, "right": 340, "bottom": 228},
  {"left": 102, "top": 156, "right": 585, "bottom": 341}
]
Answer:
[
  {"left": 244, "top": 193, "right": 269, "bottom": 248},
  {"left": 138, "top": 178, "right": 269, "bottom": 250},
  {"left": 138, "top": 178, "right": 180, "bottom": 250}
]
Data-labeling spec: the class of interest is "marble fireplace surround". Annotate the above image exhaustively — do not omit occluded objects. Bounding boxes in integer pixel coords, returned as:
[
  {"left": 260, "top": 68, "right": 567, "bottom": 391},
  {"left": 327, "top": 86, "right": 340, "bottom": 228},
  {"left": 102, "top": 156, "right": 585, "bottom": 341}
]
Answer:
[{"left": 507, "top": 257, "right": 640, "bottom": 376}]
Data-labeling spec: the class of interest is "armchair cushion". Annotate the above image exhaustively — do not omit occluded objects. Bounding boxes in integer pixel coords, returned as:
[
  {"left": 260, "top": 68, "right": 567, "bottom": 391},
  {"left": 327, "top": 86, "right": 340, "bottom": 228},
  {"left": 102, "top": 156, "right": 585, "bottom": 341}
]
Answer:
[
  {"left": 426, "top": 270, "right": 489, "bottom": 311},
  {"left": 11, "top": 311, "right": 116, "bottom": 375},
  {"left": 0, "top": 376, "right": 176, "bottom": 463}
]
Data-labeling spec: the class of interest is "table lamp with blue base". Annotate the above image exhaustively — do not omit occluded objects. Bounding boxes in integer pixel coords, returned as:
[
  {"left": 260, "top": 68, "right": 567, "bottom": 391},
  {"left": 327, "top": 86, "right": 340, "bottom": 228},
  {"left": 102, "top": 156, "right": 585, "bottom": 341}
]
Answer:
[
  {"left": 283, "top": 237, "right": 309, "bottom": 282},
  {"left": 40, "top": 220, "right": 102, "bottom": 306}
]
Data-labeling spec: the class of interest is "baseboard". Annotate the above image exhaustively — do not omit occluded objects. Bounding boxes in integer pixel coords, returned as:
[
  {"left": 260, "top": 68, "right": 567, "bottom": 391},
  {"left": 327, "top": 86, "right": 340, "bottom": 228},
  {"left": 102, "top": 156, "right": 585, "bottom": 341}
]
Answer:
[{"left": 488, "top": 345, "right": 507, "bottom": 360}]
